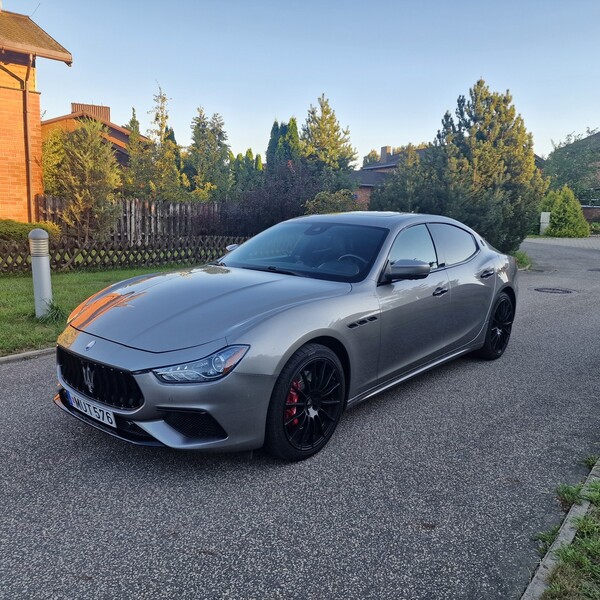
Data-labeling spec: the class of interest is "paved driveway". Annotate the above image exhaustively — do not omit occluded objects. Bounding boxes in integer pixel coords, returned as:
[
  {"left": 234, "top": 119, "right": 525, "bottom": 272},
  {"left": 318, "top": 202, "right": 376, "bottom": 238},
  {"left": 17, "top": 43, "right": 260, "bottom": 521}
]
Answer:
[{"left": 1, "top": 238, "right": 599, "bottom": 600}]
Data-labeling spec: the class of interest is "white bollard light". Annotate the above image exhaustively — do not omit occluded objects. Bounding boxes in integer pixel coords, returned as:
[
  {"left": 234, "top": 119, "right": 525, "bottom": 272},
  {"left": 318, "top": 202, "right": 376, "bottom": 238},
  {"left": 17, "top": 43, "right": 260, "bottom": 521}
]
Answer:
[
  {"left": 540, "top": 211, "right": 551, "bottom": 235},
  {"left": 29, "top": 228, "right": 53, "bottom": 318}
]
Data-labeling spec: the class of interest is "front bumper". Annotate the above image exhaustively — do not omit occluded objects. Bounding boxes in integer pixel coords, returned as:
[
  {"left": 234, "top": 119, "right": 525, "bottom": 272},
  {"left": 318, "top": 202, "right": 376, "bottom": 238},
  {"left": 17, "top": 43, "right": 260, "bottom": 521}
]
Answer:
[{"left": 55, "top": 368, "right": 277, "bottom": 452}]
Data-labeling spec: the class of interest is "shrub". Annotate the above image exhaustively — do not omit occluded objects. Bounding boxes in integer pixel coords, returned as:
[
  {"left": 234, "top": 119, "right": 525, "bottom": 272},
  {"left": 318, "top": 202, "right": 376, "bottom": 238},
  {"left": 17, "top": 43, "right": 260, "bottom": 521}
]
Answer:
[
  {"left": 543, "top": 186, "right": 590, "bottom": 238},
  {"left": 304, "top": 189, "right": 363, "bottom": 215},
  {"left": 591, "top": 222, "right": 600, "bottom": 234},
  {"left": 0, "top": 219, "right": 60, "bottom": 242}
]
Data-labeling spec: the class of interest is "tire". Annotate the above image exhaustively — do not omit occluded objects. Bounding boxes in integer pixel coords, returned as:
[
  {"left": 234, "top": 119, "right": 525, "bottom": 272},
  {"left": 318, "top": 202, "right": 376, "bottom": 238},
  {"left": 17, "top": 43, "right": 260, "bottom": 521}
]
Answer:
[
  {"left": 476, "top": 292, "right": 514, "bottom": 360},
  {"left": 264, "top": 343, "right": 346, "bottom": 461}
]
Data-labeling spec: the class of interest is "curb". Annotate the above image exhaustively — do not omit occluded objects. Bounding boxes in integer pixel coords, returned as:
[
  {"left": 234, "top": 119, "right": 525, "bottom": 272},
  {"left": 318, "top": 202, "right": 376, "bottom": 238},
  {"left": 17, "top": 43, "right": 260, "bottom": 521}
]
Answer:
[
  {"left": 521, "top": 459, "right": 600, "bottom": 599},
  {"left": 0, "top": 347, "right": 55, "bottom": 365}
]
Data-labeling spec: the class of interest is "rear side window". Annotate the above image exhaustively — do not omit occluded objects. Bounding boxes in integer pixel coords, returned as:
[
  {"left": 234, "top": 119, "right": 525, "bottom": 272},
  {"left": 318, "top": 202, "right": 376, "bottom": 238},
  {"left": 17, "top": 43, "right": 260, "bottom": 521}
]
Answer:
[{"left": 428, "top": 223, "right": 478, "bottom": 267}]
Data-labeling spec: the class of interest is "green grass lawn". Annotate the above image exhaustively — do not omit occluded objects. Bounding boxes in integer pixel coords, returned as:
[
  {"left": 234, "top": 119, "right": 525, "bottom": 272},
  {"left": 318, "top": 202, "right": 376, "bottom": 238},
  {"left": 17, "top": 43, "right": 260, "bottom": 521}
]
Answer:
[
  {"left": 0, "top": 266, "right": 177, "bottom": 356},
  {"left": 1, "top": 250, "right": 532, "bottom": 356},
  {"left": 542, "top": 478, "right": 600, "bottom": 599}
]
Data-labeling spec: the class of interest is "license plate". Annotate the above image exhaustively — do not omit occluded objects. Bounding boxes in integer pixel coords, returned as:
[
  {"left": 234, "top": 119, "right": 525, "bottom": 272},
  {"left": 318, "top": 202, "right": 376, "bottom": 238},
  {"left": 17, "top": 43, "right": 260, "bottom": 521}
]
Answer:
[{"left": 66, "top": 391, "right": 117, "bottom": 428}]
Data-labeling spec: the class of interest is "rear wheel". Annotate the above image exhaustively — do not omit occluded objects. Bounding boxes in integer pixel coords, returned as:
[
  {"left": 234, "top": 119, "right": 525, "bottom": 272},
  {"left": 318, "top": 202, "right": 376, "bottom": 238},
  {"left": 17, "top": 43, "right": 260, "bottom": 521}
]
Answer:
[
  {"left": 265, "top": 344, "right": 345, "bottom": 461},
  {"left": 476, "top": 292, "right": 514, "bottom": 360}
]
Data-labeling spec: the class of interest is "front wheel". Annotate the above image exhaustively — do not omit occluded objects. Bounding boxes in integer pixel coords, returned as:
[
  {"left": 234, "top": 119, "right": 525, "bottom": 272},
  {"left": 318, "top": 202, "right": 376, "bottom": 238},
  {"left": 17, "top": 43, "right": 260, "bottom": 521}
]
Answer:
[
  {"left": 264, "top": 344, "right": 345, "bottom": 461},
  {"left": 476, "top": 292, "right": 514, "bottom": 360}
]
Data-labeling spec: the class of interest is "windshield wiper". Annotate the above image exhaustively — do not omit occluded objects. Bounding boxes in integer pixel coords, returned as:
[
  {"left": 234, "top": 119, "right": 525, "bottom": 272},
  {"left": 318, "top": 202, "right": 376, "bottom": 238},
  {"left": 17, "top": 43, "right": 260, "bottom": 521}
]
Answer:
[
  {"left": 267, "top": 265, "right": 300, "bottom": 276},
  {"left": 240, "top": 265, "right": 301, "bottom": 277}
]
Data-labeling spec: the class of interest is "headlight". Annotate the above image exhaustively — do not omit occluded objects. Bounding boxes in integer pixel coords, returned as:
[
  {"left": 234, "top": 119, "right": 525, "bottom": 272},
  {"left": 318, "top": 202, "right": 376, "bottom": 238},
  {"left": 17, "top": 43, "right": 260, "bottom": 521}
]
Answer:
[{"left": 153, "top": 346, "right": 249, "bottom": 383}]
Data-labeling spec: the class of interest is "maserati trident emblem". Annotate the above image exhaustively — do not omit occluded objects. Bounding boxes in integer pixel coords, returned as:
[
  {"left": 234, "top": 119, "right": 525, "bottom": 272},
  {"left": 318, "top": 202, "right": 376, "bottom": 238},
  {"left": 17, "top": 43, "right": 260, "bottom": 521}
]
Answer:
[{"left": 82, "top": 364, "right": 95, "bottom": 395}]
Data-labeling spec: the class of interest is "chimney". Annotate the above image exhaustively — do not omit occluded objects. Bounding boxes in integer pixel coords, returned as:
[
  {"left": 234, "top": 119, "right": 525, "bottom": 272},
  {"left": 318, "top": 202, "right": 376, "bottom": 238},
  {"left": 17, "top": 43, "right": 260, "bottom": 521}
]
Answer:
[
  {"left": 381, "top": 146, "right": 391, "bottom": 163},
  {"left": 71, "top": 103, "right": 111, "bottom": 122}
]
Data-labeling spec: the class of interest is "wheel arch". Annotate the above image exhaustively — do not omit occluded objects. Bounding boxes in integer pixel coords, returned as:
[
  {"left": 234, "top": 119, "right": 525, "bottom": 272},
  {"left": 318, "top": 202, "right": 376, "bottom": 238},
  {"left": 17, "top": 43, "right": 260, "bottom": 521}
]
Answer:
[
  {"left": 305, "top": 336, "right": 351, "bottom": 405},
  {"left": 499, "top": 285, "right": 516, "bottom": 311}
]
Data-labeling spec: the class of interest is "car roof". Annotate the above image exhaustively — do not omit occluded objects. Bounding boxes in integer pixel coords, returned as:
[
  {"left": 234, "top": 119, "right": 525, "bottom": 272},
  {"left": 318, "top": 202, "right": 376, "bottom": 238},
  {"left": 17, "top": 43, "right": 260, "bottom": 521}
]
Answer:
[{"left": 290, "top": 211, "right": 464, "bottom": 229}]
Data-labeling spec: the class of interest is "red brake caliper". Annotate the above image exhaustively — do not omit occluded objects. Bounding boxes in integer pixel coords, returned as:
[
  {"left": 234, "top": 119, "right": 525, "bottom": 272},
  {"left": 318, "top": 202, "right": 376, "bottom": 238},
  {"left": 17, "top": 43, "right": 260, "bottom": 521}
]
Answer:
[{"left": 285, "top": 380, "right": 300, "bottom": 427}]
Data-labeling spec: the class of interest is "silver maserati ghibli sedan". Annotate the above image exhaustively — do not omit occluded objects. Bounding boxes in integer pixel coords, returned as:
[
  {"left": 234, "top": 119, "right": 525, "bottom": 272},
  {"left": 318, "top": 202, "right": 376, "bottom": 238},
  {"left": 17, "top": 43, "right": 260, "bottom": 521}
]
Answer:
[{"left": 54, "top": 212, "right": 517, "bottom": 460}]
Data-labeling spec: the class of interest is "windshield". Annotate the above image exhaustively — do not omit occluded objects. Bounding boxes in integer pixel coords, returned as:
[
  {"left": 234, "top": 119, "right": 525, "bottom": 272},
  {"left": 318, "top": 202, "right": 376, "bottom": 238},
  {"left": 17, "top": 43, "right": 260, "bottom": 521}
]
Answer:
[{"left": 221, "top": 221, "right": 389, "bottom": 282}]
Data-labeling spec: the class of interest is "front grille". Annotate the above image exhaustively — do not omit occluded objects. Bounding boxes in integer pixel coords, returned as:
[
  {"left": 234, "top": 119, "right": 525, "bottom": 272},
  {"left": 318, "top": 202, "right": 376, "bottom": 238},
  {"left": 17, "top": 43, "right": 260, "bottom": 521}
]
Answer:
[
  {"left": 163, "top": 410, "right": 227, "bottom": 441},
  {"left": 57, "top": 346, "right": 144, "bottom": 410}
]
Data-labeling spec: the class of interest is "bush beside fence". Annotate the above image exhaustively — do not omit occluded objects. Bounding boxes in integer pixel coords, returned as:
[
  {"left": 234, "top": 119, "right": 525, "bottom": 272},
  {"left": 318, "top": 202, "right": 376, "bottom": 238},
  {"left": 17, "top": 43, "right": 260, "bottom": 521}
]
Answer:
[{"left": 0, "top": 235, "right": 246, "bottom": 275}]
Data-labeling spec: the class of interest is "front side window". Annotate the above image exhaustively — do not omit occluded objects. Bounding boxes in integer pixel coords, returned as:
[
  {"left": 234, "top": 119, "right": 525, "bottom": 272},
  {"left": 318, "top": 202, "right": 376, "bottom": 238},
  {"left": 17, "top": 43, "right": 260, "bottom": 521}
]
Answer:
[
  {"left": 427, "top": 223, "right": 478, "bottom": 267},
  {"left": 388, "top": 224, "right": 438, "bottom": 268}
]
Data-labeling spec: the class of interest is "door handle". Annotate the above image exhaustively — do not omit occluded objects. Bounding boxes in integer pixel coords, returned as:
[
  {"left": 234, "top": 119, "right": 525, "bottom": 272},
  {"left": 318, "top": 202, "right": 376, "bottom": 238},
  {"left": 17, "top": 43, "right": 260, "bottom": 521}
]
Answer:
[
  {"left": 480, "top": 269, "right": 495, "bottom": 279},
  {"left": 432, "top": 287, "right": 448, "bottom": 297}
]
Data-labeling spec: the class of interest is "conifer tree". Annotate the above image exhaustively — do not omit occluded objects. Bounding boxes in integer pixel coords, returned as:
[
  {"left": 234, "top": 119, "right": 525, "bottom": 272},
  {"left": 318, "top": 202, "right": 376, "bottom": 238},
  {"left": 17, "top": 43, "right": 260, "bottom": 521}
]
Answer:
[
  {"left": 301, "top": 94, "right": 357, "bottom": 170},
  {"left": 52, "top": 119, "right": 121, "bottom": 241},
  {"left": 122, "top": 107, "right": 154, "bottom": 197},
  {"left": 543, "top": 186, "right": 590, "bottom": 237},
  {"left": 147, "top": 88, "right": 186, "bottom": 201},
  {"left": 266, "top": 121, "right": 280, "bottom": 169},
  {"left": 362, "top": 149, "right": 380, "bottom": 167},
  {"left": 372, "top": 80, "right": 547, "bottom": 252},
  {"left": 436, "top": 79, "right": 547, "bottom": 251},
  {"left": 186, "top": 107, "right": 231, "bottom": 201}
]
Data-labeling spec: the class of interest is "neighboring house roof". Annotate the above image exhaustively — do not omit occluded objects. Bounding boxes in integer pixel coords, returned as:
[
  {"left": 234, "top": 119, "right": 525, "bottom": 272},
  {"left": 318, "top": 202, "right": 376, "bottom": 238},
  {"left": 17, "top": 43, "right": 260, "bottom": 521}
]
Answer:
[
  {"left": 350, "top": 170, "right": 388, "bottom": 188},
  {"left": 0, "top": 9, "right": 72, "bottom": 64},
  {"left": 42, "top": 104, "right": 149, "bottom": 166},
  {"left": 362, "top": 160, "right": 399, "bottom": 171},
  {"left": 42, "top": 110, "right": 148, "bottom": 150},
  {"left": 362, "top": 147, "right": 428, "bottom": 171}
]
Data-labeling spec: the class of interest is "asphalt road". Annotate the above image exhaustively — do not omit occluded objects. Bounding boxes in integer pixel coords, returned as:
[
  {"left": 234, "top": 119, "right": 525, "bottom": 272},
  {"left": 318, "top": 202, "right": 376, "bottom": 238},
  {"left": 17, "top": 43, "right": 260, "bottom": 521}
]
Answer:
[{"left": 1, "top": 238, "right": 599, "bottom": 600}]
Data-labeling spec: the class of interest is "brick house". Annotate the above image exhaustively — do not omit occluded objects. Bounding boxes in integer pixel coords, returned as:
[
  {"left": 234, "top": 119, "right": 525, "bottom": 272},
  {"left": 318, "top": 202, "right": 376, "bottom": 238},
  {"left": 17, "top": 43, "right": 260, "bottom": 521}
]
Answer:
[
  {"left": 0, "top": 7, "right": 71, "bottom": 222},
  {"left": 353, "top": 146, "right": 423, "bottom": 205},
  {"left": 42, "top": 103, "right": 148, "bottom": 167}
]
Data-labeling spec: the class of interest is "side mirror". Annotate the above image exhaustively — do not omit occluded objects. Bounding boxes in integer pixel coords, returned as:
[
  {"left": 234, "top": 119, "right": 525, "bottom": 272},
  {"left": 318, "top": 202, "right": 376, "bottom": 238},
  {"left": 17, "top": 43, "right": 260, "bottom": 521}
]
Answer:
[
  {"left": 225, "top": 244, "right": 239, "bottom": 253},
  {"left": 382, "top": 259, "right": 431, "bottom": 283}
]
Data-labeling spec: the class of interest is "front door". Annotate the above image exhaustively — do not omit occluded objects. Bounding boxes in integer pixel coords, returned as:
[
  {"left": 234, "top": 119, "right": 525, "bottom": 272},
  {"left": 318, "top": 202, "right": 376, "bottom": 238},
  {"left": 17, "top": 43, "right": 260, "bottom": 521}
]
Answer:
[{"left": 377, "top": 224, "right": 451, "bottom": 383}]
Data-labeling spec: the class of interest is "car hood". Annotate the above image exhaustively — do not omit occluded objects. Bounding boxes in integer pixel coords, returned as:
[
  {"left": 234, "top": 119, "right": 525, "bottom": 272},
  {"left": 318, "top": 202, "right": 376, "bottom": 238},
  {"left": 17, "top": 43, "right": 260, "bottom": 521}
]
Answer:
[{"left": 67, "top": 265, "right": 351, "bottom": 352}]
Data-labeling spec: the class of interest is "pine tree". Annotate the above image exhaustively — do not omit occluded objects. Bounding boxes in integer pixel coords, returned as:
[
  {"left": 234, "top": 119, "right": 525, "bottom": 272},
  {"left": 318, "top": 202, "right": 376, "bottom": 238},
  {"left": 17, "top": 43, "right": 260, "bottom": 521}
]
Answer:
[
  {"left": 372, "top": 80, "right": 547, "bottom": 251},
  {"left": 122, "top": 107, "right": 154, "bottom": 198},
  {"left": 53, "top": 119, "right": 121, "bottom": 241},
  {"left": 362, "top": 149, "right": 380, "bottom": 167},
  {"left": 277, "top": 117, "right": 301, "bottom": 164},
  {"left": 266, "top": 121, "right": 280, "bottom": 169},
  {"left": 301, "top": 94, "right": 357, "bottom": 170},
  {"left": 186, "top": 107, "right": 231, "bottom": 201},
  {"left": 436, "top": 79, "right": 548, "bottom": 251},
  {"left": 147, "top": 88, "right": 186, "bottom": 201}
]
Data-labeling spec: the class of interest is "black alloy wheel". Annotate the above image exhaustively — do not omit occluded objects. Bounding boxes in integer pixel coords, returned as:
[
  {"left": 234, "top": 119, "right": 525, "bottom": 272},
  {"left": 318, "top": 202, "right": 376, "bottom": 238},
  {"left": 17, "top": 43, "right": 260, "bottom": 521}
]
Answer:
[
  {"left": 477, "top": 292, "right": 514, "bottom": 360},
  {"left": 265, "top": 343, "right": 345, "bottom": 461}
]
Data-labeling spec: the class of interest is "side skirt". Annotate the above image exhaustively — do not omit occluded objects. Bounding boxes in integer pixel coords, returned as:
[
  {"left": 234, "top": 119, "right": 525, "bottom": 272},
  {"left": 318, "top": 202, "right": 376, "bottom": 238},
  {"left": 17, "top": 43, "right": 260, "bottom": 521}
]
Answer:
[{"left": 346, "top": 344, "right": 481, "bottom": 409}]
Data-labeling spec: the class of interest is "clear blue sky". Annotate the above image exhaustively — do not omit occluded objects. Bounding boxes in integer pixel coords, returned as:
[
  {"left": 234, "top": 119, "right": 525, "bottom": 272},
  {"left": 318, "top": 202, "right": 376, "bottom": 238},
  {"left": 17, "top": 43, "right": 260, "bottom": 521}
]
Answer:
[{"left": 10, "top": 0, "right": 600, "bottom": 163}]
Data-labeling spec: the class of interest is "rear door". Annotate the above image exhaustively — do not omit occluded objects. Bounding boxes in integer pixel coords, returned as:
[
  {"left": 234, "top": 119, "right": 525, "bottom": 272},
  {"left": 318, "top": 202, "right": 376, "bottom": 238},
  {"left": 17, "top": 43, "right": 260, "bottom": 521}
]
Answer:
[{"left": 427, "top": 223, "right": 496, "bottom": 351}]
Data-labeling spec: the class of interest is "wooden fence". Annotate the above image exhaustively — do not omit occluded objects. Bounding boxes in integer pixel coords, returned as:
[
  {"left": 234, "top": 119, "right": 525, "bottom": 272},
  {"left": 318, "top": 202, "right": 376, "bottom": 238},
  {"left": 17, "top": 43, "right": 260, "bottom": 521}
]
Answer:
[
  {"left": 0, "top": 235, "right": 246, "bottom": 275},
  {"left": 36, "top": 196, "right": 223, "bottom": 242}
]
